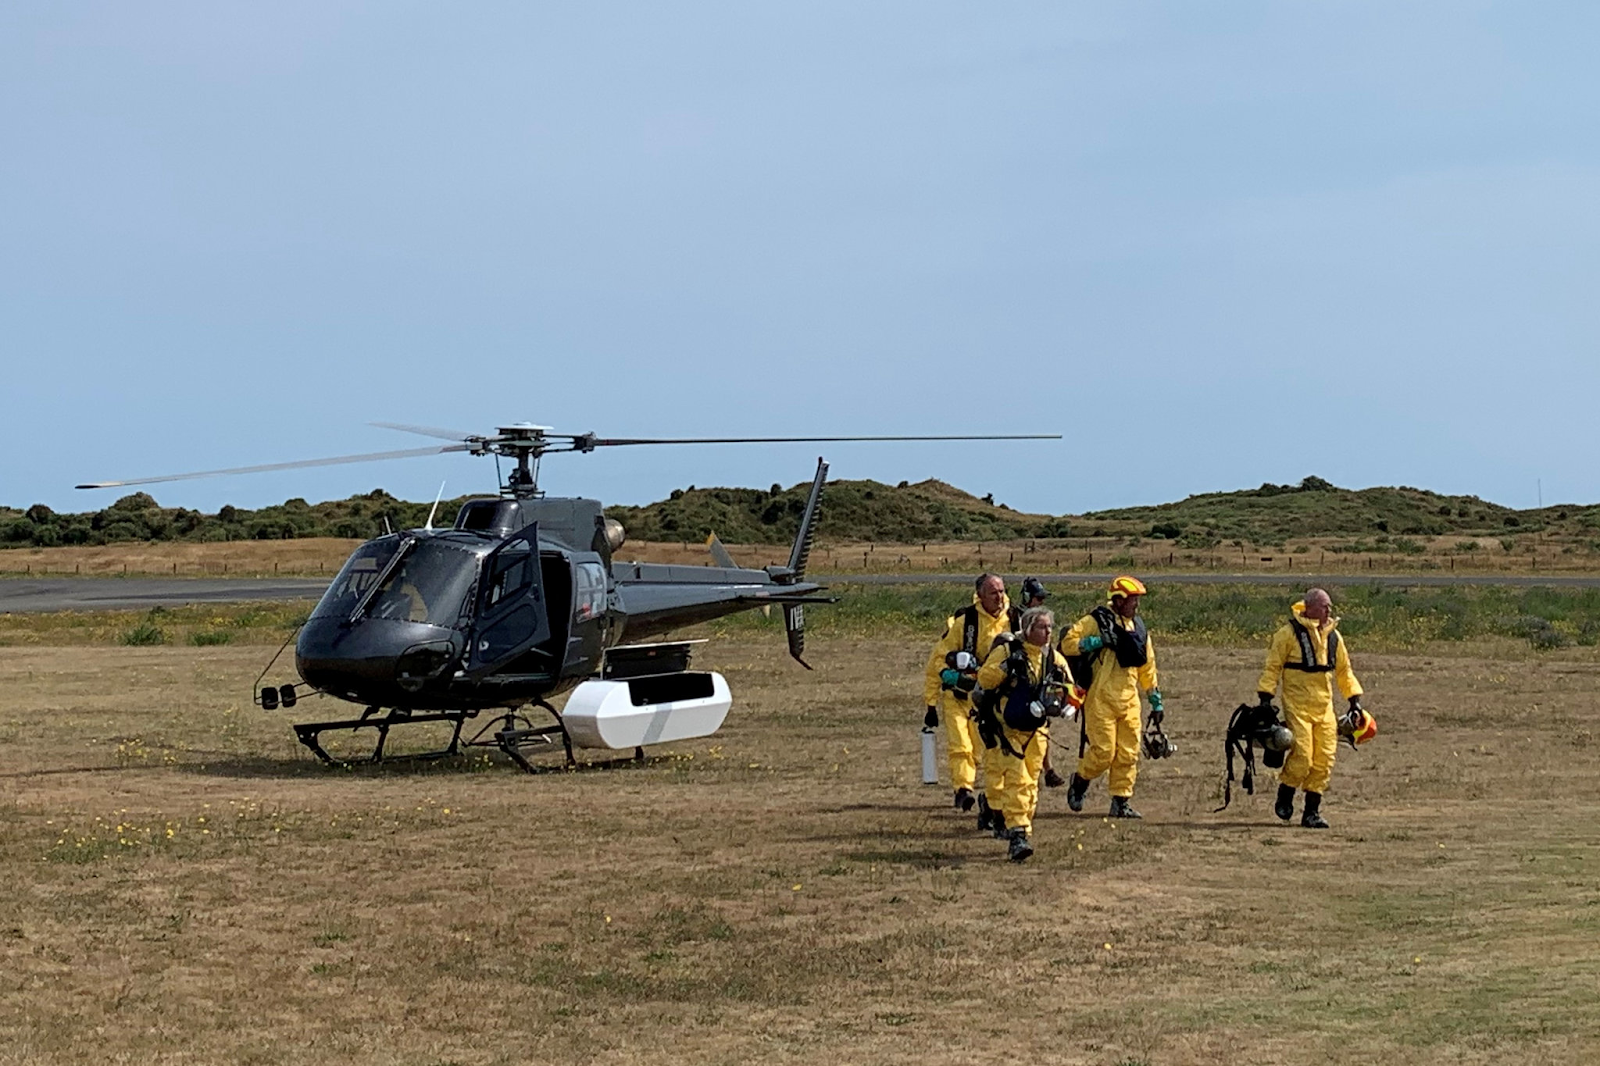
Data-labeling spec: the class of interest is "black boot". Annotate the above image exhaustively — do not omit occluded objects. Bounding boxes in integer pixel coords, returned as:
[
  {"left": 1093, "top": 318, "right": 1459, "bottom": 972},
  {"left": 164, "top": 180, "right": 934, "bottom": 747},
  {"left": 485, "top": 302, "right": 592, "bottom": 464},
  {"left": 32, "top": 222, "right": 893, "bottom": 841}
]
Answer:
[
  {"left": 1043, "top": 766, "right": 1066, "bottom": 789},
  {"left": 954, "top": 787, "right": 976, "bottom": 812},
  {"left": 1275, "top": 783, "right": 1295, "bottom": 822},
  {"left": 1066, "top": 774, "right": 1089, "bottom": 813},
  {"left": 1301, "top": 791, "right": 1329, "bottom": 829},
  {"left": 1108, "top": 796, "right": 1142, "bottom": 819},
  {"left": 1007, "top": 827, "right": 1034, "bottom": 863},
  {"left": 975, "top": 793, "right": 994, "bottom": 832},
  {"left": 991, "top": 810, "right": 1010, "bottom": 840}
]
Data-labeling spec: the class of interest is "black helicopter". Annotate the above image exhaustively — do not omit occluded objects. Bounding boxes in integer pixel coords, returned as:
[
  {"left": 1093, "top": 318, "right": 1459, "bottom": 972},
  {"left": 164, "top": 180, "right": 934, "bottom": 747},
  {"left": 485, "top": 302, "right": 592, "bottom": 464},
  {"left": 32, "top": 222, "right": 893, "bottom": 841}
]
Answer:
[{"left": 78, "top": 423, "right": 1055, "bottom": 771}]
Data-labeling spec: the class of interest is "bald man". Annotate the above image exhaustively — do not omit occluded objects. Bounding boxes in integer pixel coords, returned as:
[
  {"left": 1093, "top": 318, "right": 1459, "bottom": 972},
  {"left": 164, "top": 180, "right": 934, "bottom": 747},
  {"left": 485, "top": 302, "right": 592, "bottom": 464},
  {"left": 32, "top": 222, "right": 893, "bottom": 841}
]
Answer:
[{"left": 1256, "top": 588, "right": 1365, "bottom": 829}]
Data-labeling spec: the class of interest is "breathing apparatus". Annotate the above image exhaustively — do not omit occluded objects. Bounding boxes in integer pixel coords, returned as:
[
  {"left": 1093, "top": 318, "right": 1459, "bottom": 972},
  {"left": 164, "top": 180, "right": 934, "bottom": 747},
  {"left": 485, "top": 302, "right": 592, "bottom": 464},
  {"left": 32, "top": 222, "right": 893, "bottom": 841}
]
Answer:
[
  {"left": 1215, "top": 697, "right": 1294, "bottom": 812},
  {"left": 1142, "top": 717, "right": 1176, "bottom": 760},
  {"left": 939, "top": 650, "right": 980, "bottom": 698}
]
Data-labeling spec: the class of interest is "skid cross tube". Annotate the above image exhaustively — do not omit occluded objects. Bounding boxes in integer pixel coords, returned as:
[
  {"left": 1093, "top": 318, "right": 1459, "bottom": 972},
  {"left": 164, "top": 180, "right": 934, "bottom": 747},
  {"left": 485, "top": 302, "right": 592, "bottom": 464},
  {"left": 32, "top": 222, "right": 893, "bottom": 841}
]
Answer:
[
  {"left": 464, "top": 701, "right": 572, "bottom": 773},
  {"left": 292, "top": 707, "right": 476, "bottom": 766},
  {"left": 291, "top": 699, "right": 648, "bottom": 774}
]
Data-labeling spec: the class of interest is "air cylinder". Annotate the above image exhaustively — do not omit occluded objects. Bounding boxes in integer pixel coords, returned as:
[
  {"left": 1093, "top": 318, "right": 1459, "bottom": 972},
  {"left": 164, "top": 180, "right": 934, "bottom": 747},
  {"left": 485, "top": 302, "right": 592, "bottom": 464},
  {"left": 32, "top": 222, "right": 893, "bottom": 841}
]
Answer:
[{"left": 920, "top": 726, "right": 938, "bottom": 785}]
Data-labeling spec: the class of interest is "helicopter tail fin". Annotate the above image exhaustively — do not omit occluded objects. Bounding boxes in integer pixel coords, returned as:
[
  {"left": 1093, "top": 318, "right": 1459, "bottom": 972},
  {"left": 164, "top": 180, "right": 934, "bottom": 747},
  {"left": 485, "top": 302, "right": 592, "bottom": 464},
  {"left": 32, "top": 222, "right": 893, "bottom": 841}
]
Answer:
[
  {"left": 784, "top": 603, "right": 811, "bottom": 670},
  {"left": 780, "top": 458, "right": 826, "bottom": 669},
  {"left": 787, "top": 458, "right": 828, "bottom": 580},
  {"left": 706, "top": 532, "right": 739, "bottom": 569}
]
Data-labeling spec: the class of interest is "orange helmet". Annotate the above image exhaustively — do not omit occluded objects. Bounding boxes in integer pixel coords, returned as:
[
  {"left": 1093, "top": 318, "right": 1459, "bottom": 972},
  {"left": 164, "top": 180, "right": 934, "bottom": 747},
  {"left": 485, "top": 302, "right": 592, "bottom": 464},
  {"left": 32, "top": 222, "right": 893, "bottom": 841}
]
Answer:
[
  {"left": 1340, "top": 707, "right": 1378, "bottom": 746},
  {"left": 1109, "top": 575, "right": 1147, "bottom": 600}
]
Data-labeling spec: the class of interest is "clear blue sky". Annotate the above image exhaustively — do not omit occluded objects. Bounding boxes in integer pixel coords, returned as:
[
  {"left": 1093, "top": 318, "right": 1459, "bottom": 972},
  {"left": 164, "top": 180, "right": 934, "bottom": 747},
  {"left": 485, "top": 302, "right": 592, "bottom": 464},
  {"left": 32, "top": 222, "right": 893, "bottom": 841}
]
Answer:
[{"left": 4, "top": 3, "right": 1596, "bottom": 516}]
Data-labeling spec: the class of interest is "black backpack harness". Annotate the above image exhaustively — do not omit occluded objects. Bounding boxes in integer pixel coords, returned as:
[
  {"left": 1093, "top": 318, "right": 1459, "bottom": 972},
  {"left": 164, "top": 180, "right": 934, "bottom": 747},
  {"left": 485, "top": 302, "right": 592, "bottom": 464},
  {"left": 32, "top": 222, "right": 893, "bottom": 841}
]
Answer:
[
  {"left": 975, "top": 637, "right": 1063, "bottom": 761},
  {"left": 1216, "top": 702, "right": 1287, "bottom": 811},
  {"left": 1063, "top": 605, "right": 1149, "bottom": 757}
]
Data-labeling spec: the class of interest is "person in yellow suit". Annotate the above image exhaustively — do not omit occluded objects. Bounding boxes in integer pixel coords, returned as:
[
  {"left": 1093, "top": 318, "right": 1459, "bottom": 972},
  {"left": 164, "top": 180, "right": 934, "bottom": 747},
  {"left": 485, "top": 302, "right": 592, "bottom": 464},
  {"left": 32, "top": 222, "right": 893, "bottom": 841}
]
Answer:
[
  {"left": 1060, "top": 576, "right": 1163, "bottom": 819},
  {"left": 924, "top": 573, "right": 1018, "bottom": 820},
  {"left": 1256, "top": 588, "right": 1364, "bottom": 829},
  {"left": 975, "top": 605, "right": 1073, "bottom": 862}
]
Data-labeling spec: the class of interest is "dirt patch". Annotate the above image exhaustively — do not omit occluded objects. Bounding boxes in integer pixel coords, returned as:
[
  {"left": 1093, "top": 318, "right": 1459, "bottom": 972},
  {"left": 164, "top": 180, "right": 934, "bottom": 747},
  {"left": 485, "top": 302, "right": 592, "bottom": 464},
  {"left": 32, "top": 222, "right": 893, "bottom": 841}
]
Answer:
[{"left": 0, "top": 637, "right": 1596, "bottom": 1064}]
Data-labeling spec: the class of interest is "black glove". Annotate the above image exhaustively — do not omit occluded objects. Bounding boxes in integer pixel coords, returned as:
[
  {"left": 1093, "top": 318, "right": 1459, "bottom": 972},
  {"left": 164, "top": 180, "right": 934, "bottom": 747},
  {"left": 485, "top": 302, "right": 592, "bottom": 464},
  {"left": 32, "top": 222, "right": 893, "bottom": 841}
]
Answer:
[
  {"left": 1257, "top": 691, "right": 1275, "bottom": 707},
  {"left": 924, "top": 705, "right": 939, "bottom": 728},
  {"left": 1348, "top": 696, "right": 1363, "bottom": 713}
]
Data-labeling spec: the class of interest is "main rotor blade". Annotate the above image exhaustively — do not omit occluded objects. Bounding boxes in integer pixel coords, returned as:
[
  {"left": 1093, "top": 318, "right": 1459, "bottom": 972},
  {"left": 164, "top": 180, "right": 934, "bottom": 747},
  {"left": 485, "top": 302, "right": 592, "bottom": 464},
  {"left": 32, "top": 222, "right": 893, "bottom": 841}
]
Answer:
[
  {"left": 370, "top": 421, "right": 478, "bottom": 442},
  {"left": 581, "top": 434, "right": 1061, "bottom": 447},
  {"left": 76, "top": 444, "right": 470, "bottom": 489}
]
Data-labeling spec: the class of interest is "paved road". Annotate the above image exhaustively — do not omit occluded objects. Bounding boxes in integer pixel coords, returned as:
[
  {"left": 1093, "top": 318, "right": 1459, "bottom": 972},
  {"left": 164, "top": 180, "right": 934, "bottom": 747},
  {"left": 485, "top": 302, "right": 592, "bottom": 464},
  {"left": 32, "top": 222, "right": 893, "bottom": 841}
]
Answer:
[
  {"left": 5, "top": 570, "right": 1600, "bottom": 613},
  {"left": 0, "top": 577, "right": 331, "bottom": 613}
]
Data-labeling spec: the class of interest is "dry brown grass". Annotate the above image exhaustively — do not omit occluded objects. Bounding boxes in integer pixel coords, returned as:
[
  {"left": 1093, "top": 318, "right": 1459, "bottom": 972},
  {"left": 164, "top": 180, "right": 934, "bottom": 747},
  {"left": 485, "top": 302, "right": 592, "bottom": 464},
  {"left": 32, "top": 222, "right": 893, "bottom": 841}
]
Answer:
[
  {"left": 5, "top": 533, "right": 1599, "bottom": 578},
  {"left": 1, "top": 632, "right": 1597, "bottom": 1064}
]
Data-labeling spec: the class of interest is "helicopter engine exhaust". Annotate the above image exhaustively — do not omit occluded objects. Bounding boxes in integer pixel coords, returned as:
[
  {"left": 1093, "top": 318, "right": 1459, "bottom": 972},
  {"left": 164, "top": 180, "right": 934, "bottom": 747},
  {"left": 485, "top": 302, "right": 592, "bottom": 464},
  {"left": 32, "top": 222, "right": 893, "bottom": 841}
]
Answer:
[{"left": 603, "top": 517, "right": 626, "bottom": 552}]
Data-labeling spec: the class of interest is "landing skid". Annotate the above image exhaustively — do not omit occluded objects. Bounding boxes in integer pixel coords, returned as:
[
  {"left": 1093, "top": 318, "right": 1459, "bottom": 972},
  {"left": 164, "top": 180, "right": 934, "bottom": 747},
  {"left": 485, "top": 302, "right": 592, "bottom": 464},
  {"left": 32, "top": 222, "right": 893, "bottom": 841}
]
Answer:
[{"left": 290, "top": 700, "right": 646, "bottom": 774}]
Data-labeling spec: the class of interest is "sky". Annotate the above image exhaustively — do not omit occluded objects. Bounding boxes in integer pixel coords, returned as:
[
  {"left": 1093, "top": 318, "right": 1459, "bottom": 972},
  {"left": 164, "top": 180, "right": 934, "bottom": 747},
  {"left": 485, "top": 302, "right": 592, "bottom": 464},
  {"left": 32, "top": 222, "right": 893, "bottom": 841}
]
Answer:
[{"left": 3, "top": 2, "right": 1597, "bottom": 517}]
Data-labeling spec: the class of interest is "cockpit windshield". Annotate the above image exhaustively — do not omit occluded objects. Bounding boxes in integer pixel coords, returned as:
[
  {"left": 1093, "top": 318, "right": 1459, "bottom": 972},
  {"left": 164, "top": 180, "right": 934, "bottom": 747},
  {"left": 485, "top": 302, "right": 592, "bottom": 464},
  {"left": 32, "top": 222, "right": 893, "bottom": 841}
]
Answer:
[
  {"left": 312, "top": 537, "right": 402, "bottom": 620},
  {"left": 313, "top": 537, "right": 482, "bottom": 627}
]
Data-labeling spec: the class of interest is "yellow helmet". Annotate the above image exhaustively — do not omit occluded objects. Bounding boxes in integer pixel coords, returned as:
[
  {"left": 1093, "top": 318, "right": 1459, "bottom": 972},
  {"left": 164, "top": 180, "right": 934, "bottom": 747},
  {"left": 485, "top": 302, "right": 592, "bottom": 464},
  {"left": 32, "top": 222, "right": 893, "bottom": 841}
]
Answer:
[{"left": 1109, "top": 575, "right": 1147, "bottom": 600}]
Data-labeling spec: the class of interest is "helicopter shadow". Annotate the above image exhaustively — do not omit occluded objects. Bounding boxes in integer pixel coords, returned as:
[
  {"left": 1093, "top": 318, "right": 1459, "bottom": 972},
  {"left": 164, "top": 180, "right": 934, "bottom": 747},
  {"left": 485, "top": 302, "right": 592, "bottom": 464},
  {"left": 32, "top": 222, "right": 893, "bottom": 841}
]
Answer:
[{"left": 170, "top": 748, "right": 666, "bottom": 781}]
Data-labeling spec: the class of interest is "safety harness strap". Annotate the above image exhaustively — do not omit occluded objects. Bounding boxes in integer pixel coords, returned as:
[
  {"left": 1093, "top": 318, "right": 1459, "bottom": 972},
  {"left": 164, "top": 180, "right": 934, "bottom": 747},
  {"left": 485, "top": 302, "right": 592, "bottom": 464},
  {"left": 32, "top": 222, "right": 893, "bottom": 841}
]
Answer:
[
  {"left": 957, "top": 605, "right": 980, "bottom": 659},
  {"left": 1215, "top": 703, "right": 1263, "bottom": 812},
  {"left": 1284, "top": 620, "right": 1340, "bottom": 673}
]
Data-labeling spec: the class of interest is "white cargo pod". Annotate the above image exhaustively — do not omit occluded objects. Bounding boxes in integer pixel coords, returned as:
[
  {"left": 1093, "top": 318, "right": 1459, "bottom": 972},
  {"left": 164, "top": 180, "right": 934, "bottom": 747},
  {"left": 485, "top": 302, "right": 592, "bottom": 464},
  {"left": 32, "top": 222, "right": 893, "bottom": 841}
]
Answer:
[{"left": 561, "top": 672, "right": 732, "bottom": 750}]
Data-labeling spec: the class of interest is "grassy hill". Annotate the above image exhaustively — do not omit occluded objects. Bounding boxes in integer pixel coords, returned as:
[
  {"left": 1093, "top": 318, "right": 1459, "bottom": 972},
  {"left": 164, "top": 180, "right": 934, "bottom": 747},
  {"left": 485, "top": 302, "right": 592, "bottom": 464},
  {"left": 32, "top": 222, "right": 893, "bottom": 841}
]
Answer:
[
  {"left": 604, "top": 478, "right": 1061, "bottom": 544},
  {"left": 1077, "top": 477, "right": 1565, "bottom": 546},
  {"left": 5, "top": 476, "right": 1598, "bottom": 550}
]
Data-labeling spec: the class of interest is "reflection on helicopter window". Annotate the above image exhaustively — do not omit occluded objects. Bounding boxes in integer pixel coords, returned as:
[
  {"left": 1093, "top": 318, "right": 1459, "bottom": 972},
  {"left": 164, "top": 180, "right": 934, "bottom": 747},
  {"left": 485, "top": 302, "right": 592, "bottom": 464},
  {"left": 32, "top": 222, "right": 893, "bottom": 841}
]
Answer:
[
  {"left": 310, "top": 537, "right": 402, "bottom": 620},
  {"left": 364, "top": 540, "right": 481, "bottom": 626},
  {"left": 574, "top": 561, "right": 607, "bottom": 621},
  {"left": 484, "top": 548, "right": 533, "bottom": 610}
]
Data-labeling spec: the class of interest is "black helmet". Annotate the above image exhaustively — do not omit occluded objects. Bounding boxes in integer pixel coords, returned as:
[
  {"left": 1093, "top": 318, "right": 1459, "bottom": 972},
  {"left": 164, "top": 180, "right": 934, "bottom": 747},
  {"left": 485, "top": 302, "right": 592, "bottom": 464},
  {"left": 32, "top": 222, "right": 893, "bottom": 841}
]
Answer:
[{"left": 1021, "top": 576, "right": 1048, "bottom": 604}]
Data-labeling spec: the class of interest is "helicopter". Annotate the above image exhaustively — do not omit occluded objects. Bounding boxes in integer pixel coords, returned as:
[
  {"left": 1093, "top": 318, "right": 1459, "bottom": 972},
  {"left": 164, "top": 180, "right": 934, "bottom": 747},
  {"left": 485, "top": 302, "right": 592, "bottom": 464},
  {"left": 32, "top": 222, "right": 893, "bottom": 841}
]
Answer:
[{"left": 78, "top": 423, "right": 1057, "bottom": 772}]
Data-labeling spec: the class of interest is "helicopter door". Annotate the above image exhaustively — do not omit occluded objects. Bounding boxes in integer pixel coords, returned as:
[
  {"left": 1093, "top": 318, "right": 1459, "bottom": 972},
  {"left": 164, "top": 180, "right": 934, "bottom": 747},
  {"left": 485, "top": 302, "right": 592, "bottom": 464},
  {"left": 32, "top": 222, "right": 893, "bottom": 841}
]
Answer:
[{"left": 467, "top": 526, "right": 552, "bottom": 676}]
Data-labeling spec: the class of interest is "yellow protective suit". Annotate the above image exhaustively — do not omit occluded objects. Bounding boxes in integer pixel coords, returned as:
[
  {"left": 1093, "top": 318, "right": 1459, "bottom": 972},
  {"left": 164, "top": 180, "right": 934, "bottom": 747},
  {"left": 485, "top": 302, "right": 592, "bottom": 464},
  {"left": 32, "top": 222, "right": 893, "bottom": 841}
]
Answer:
[
  {"left": 976, "top": 640, "right": 1071, "bottom": 833},
  {"left": 1257, "top": 602, "right": 1362, "bottom": 794},
  {"left": 923, "top": 593, "right": 1015, "bottom": 797},
  {"left": 1060, "top": 611, "right": 1158, "bottom": 799}
]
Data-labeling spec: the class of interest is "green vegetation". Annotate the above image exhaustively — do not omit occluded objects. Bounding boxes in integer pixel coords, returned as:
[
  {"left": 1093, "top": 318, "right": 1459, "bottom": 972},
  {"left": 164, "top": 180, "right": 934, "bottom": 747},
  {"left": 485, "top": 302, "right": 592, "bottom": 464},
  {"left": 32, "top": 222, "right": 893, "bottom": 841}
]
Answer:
[
  {"left": 7, "top": 474, "right": 1600, "bottom": 548},
  {"left": 0, "top": 601, "right": 311, "bottom": 647},
  {"left": 10, "top": 584, "right": 1599, "bottom": 654},
  {"left": 119, "top": 611, "right": 168, "bottom": 646},
  {"left": 607, "top": 478, "right": 1050, "bottom": 544},
  {"left": 712, "top": 581, "right": 1600, "bottom": 652},
  {"left": 0, "top": 490, "right": 459, "bottom": 548},
  {"left": 1083, "top": 476, "right": 1547, "bottom": 543}
]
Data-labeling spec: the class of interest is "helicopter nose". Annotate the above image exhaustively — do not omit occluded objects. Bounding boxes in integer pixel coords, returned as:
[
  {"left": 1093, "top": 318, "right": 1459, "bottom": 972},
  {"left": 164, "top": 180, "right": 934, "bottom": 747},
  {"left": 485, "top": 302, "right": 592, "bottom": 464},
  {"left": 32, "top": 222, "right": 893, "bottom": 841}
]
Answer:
[{"left": 295, "top": 618, "right": 459, "bottom": 704}]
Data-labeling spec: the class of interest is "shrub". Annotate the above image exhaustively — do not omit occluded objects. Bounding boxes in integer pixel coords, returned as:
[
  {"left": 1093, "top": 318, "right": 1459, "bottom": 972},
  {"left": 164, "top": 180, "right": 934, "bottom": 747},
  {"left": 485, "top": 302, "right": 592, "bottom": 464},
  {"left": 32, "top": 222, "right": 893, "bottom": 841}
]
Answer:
[
  {"left": 120, "top": 621, "right": 166, "bottom": 646},
  {"left": 189, "top": 630, "right": 233, "bottom": 646}
]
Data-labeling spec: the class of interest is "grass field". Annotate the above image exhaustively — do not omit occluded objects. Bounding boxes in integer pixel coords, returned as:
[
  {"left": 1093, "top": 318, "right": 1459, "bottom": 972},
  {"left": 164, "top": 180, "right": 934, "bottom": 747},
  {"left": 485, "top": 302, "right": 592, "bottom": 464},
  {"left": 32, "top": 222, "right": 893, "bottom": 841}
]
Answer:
[
  {"left": 4, "top": 531, "right": 1600, "bottom": 578},
  {"left": 2, "top": 612, "right": 1598, "bottom": 1063}
]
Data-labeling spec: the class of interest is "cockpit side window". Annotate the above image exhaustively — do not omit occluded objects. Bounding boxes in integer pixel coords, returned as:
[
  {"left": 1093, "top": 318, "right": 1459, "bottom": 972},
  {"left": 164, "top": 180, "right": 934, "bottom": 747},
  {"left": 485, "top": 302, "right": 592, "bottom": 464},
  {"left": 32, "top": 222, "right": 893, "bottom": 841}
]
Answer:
[
  {"left": 484, "top": 548, "right": 534, "bottom": 611},
  {"left": 574, "top": 561, "right": 608, "bottom": 622}
]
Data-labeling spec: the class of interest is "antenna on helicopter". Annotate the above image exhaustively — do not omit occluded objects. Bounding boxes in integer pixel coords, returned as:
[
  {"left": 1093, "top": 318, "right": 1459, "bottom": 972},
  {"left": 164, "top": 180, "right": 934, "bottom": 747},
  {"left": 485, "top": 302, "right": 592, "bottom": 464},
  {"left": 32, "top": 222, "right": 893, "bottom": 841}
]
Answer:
[
  {"left": 76, "top": 421, "right": 1061, "bottom": 498},
  {"left": 424, "top": 482, "right": 447, "bottom": 530}
]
